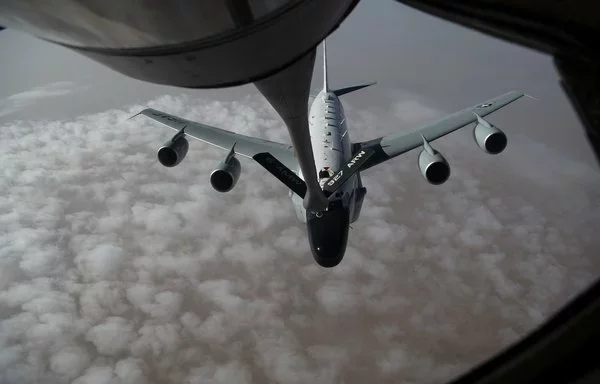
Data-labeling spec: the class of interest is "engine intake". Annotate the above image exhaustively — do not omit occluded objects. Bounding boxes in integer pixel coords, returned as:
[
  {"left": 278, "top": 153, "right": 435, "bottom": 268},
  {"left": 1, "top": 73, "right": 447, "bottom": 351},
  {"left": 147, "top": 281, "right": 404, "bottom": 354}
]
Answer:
[
  {"left": 473, "top": 115, "right": 507, "bottom": 154},
  {"left": 210, "top": 154, "right": 241, "bottom": 193},
  {"left": 418, "top": 147, "right": 450, "bottom": 185},
  {"left": 157, "top": 135, "right": 188, "bottom": 167}
]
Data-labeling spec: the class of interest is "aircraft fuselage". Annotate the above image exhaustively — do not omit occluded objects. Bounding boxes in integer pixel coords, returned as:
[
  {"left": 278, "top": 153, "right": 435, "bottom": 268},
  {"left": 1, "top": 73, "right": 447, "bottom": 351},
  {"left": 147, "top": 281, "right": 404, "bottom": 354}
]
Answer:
[{"left": 291, "top": 91, "right": 364, "bottom": 267}]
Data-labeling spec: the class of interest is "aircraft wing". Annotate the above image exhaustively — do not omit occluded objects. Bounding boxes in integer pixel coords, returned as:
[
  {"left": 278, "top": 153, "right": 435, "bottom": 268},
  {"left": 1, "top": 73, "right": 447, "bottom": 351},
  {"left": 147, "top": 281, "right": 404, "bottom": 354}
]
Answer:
[
  {"left": 352, "top": 91, "right": 526, "bottom": 171},
  {"left": 132, "top": 108, "right": 297, "bottom": 170}
]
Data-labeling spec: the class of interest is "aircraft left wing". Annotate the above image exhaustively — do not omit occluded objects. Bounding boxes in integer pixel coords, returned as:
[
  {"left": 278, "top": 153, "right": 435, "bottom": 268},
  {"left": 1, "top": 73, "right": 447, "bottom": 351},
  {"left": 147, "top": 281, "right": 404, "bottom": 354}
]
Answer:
[
  {"left": 352, "top": 91, "right": 527, "bottom": 171},
  {"left": 131, "top": 108, "right": 297, "bottom": 170}
]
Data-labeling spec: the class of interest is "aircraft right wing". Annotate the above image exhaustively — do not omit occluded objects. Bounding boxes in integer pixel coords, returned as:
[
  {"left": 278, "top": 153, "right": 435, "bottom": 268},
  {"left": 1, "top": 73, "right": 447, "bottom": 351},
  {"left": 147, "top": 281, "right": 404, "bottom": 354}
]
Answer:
[{"left": 352, "top": 91, "right": 527, "bottom": 171}]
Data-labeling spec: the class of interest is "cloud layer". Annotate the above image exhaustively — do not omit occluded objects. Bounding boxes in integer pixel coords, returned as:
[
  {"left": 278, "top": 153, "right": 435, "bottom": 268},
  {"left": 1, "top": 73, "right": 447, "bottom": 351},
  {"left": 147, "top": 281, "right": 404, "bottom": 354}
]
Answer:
[
  {"left": 0, "top": 81, "right": 86, "bottom": 118},
  {"left": 0, "top": 92, "right": 598, "bottom": 384}
]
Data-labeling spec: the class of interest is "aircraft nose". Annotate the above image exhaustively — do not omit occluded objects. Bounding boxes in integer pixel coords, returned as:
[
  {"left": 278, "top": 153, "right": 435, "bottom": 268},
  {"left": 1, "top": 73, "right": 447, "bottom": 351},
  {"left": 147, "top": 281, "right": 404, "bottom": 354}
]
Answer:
[
  {"left": 313, "top": 247, "right": 344, "bottom": 268},
  {"left": 306, "top": 205, "right": 349, "bottom": 268}
]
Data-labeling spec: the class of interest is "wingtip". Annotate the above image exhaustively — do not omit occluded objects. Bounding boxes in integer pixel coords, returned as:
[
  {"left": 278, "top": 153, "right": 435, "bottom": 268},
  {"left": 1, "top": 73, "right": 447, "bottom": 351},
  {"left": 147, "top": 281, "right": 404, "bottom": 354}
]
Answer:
[
  {"left": 127, "top": 109, "right": 148, "bottom": 120},
  {"left": 511, "top": 90, "right": 538, "bottom": 101},
  {"left": 524, "top": 93, "right": 539, "bottom": 101},
  {"left": 127, "top": 112, "right": 141, "bottom": 120}
]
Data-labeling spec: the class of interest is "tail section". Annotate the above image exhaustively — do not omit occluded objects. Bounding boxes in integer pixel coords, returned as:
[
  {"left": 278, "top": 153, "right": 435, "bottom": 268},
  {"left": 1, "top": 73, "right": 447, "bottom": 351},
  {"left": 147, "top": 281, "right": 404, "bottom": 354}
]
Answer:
[
  {"left": 323, "top": 39, "right": 329, "bottom": 92},
  {"left": 322, "top": 39, "right": 375, "bottom": 96},
  {"left": 333, "top": 82, "right": 376, "bottom": 97}
]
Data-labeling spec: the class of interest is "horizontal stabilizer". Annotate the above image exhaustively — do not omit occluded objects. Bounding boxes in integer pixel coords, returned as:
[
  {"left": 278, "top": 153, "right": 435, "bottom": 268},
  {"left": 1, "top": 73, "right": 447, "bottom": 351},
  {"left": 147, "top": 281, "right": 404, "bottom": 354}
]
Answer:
[
  {"left": 253, "top": 152, "right": 306, "bottom": 198},
  {"left": 323, "top": 147, "right": 375, "bottom": 197},
  {"left": 333, "top": 82, "right": 376, "bottom": 97}
]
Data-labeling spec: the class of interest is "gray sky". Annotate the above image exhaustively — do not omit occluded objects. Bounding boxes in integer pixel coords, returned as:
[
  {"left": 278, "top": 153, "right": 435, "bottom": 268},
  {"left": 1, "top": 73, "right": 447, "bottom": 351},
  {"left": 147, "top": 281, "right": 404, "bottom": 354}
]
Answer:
[{"left": 0, "top": 2, "right": 599, "bottom": 384}]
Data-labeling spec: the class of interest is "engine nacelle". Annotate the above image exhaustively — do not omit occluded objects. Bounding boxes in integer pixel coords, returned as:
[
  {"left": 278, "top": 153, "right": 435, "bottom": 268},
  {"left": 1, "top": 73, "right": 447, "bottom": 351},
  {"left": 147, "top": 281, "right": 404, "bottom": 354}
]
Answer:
[
  {"left": 418, "top": 148, "right": 450, "bottom": 185},
  {"left": 157, "top": 135, "right": 189, "bottom": 167},
  {"left": 210, "top": 155, "right": 241, "bottom": 193},
  {"left": 473, "top": 115, "right": 507, "bottom": 154}
]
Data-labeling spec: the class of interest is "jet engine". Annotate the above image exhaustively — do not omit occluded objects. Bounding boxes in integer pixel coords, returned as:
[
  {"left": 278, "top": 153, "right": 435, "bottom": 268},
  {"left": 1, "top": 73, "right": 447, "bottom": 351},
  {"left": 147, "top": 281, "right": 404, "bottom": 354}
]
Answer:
[
  {"left": 418, "top": 142, "right": 451, "bottom": 185},
  {"left": 210, "top": 152, "right": 241, "bottom": 193},
  {"left": 157, "top": 135, "right": 188, "bottom": 167},
  {"left": 473, "top": 114, "right": 508, "bottom": 154}
]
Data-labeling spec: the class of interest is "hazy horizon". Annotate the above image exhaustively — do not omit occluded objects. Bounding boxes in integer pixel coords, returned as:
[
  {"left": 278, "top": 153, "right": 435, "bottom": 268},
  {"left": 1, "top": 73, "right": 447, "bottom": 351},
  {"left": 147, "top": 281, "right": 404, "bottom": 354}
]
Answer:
[{"left": 1, "top": 2, "right": 599, "bottom": 384}]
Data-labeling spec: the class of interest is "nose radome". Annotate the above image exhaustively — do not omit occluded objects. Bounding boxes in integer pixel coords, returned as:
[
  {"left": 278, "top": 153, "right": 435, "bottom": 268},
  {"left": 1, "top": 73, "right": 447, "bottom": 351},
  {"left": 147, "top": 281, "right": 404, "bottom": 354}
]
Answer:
[
  {"left": 313, "top": 247, "right": 344, "bottom": 268},
  {"left": 306, "top": 205, "right": 349, "bottom": 268},
  {"left": 312, "top": 233, "right": 346, "bottom": 267}
]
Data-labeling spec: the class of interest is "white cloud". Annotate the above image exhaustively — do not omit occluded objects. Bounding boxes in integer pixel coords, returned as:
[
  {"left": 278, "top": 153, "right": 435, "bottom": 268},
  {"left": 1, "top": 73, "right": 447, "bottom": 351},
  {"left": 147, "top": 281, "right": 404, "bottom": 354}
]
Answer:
[
  {"left": 50, "top": 346, "right": 91, "bottom": 380},
  {"left": 0, "top": 91, "right": 598, "bottom": 384},
  {"left": 0, "top": 81, "right": 86, "bottom": 117},
  {"left": 115, "top": 358, "right": 147, "bottom": 384},
  {"left": 7, "top": 81, "right": 77, "bottom": 101},
  {"left": 316, "top": 280, "right": 360, "bottom": 314},
  {"left": 72, "top": 365, "right": 117, "bottom": 384},
  {"left": 130, "top": 322, "right": 182, "bottom": 358},
  {"left": 378, "top": 345, "right": 410, "bottom": 375},
  {"left": 75, "top": 243, "right": 126, "bottom": 282},
  {"left": 184, "top": 361, "right": 252, "bottom": 384},
  {"left": 392, "top": 98, "right": 442, "bottom": 124},
  {"left": 86, "top": 316, "right": 136, "bottom": 356}
]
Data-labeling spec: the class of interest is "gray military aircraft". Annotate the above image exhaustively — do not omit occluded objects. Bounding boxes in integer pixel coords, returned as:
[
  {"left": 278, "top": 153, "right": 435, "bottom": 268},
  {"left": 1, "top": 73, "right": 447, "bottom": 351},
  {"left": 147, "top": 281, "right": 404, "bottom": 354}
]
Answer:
[{"left": 132, "top": 41, "right": 527, "bottom": 268}]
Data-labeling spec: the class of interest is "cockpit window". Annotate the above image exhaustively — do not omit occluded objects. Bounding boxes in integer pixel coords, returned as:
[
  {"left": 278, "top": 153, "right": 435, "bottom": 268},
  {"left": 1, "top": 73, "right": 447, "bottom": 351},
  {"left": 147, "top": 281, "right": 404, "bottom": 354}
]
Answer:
[{"left": 318, "top": 168, "right": 334, "bottom": 179}]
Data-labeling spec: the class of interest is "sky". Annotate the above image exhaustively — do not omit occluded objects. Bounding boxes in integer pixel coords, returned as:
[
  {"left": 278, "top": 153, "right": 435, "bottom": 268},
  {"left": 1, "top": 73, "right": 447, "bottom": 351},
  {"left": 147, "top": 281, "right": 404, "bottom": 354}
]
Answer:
[{"left": 0, "top": 1, "right": 599, "bottom": 384}]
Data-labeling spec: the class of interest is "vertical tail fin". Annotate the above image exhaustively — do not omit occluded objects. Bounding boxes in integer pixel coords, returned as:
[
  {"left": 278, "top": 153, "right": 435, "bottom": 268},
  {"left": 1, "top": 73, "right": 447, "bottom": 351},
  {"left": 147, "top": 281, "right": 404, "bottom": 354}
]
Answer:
[
  {"left": 322, "top": 39, "right": 329, "bottom": 92},
  {"left": 322, "top": 39, "right": 376, "bottom": 97}
]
